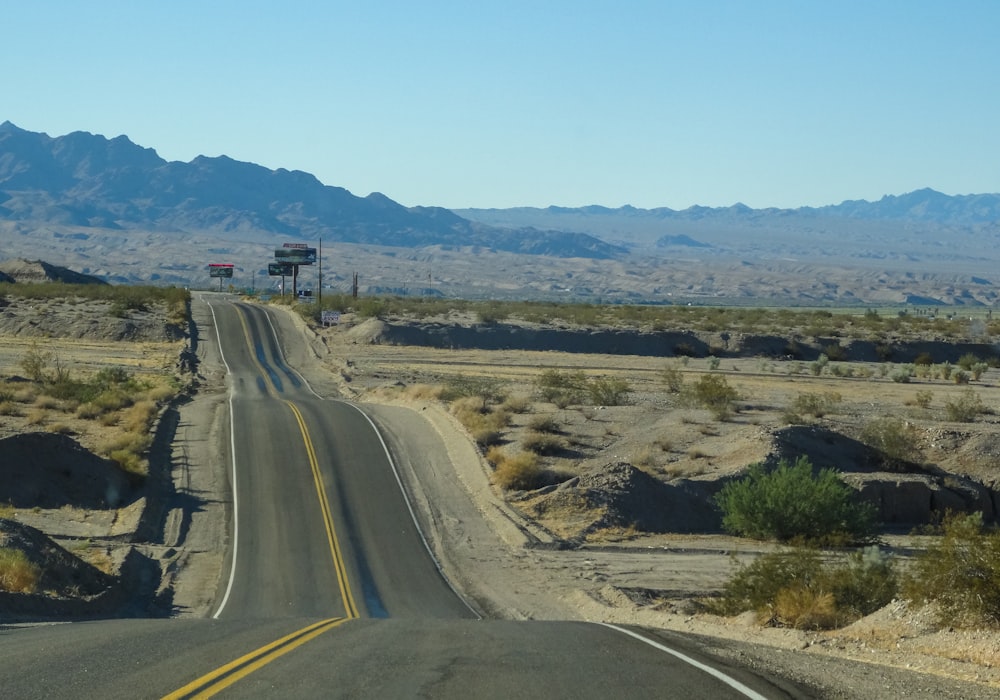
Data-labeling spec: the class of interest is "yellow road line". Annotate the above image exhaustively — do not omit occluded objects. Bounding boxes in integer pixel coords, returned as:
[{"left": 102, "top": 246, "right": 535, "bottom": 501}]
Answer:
[
  {"left": 233, "top": 302, "right": 358, "bottom": 616},
  {"left": 165, "top": 303, "right": 361, "bottom": 697},
  {"left": 285, "top": 399, "right": 360, "bottom": 619},
  {"left": 162, "top": 617, "right": 349, "bottom": 699},
  {"left": 233, "top": 304, "right": 279, "bottom": 397}
]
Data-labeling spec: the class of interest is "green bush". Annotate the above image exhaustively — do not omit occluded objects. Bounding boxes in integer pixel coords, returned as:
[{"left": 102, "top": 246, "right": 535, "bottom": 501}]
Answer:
[
  {"left": 662, "top": 366, "right": 684, "bottom": 393},
  {"left": 957, "top": 352, "right": 980, "bottom": 371},
  {"left": 535, "top": 369, "right": 587, "bottom": 407},
  {"left": 903, "top": 513, "right": 1000, "bottom": 628},
  {"left": 791, "top": 391, "right": 841, "bottom": 418},
  {"left": 944, "top": 388, "right": 985, "bottom": 422},
  {"left": 684, "top": 374, "right": 739, "bottom": 420},
  {"left": 859, "top": 416, "right": 919, "bottom": 469},
  {"left": 440, "top": 375, "right": 507, "bottom": 410},
  {"left": 715, "top": 456, "right": 877, "bottom": 544},
  {"left": 586, "top": 376, "right": 631, "bottom": 406},
  {"left": 713, "top": 546, "right": 897, "bottom": 629}
]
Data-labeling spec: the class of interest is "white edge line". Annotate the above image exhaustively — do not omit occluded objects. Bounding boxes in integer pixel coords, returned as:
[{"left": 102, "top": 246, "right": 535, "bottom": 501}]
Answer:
[
  {"left": 206, "top": 297, "right": 240, "bottom": 620},
  {"left": 598, "top": 623, "right": 770, "bottom": 700},
  {"left": 258, "top": 303, "right": 482, "bottom": 619}
]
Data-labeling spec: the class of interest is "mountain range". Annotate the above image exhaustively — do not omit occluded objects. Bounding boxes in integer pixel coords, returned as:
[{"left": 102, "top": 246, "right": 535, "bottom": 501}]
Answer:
[
  {"left": 1, "top": 121, "right": 999, "bottom": 305},
  {"left": 0, "top": 121, "right": 621, "bottom": 259}
]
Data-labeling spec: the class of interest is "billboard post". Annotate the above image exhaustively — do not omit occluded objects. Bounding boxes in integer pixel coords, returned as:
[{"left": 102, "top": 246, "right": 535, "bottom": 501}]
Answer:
[
  {"left": 209, "top": 263, "right": 234, "bottom": 292},
  {"left": 274, "top": 244, "right": 316, "bottom": 297}
]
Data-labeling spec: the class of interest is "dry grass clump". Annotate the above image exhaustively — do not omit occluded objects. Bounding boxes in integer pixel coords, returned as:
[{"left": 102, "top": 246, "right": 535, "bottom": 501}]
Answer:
[
  {"left": 0, "top": 401, "right": 21, "bottom": 417},
  {"left": 46, "top": 422, "right": 74, "bottom": 435},
  {"left": 75, "top": 402, "right": 102, "bottom": 419},
  {"left": 487, "top": 447, "right": 544, "bottom": 490},
  {"left": 450, "top": 396, "right": 510, "bottom": 447},
  {"left": 120, "top": 400, "right": 158, "bottom": 434},
  {"left": 521, "top": 431, "right": 567, "bottom": 456},
  {"left": 99, "top": 432, "right": 153, "bottom": 476},
  {"left": 33, "top": 395, "right": 60, "bottom": 410},
  {"left": 501, "top": 394, "right": 532, "bottom": 414},
  {"left": 403, "top": 383, "right": 445, "bottom": 401},
  {"left": 13, "top": 387, "right": 37, "bottom": 403},
  {"left": 0, "top": 547, "right": 41, "bottom": 593},
  {"left": 527, "top": 414, "right": 562, "bottom": 434},
  {"left": 25, "top": 408, "right": 47, "bottom": 425}
]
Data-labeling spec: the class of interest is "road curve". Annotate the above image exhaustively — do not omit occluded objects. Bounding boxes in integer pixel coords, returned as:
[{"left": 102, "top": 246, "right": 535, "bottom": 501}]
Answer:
[{"left": 0, "top": 295, "right": 804, "bottom": 699}]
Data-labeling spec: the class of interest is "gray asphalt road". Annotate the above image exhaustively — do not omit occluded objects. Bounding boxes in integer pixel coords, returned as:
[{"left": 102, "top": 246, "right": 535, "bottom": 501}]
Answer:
[{"left": 0, "top": 297, "right": 804, "bottom": 699}]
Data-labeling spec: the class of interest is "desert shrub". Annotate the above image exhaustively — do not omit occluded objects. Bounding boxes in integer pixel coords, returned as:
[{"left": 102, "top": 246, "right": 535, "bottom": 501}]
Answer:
[
  {"left": 355, "top": 297, "right": 387, "bottom": 318},
  {"left": 957, "top": 353, "right": 980, "bottom": 371},
  {"left": 971, "top": 362, "right": 989, "bottom": 381},
  {"left": 684, "top": 374, "right": 740, "bottom": 420},
  {"left": 121, "top": 400, "right": 158, "bottom": 434},
  {"left": 944, "top": 388, "right": 985, "bottom": 422},
  {"left": 521, "top": 431, "right": 566, "bottom": 456},
  {"left": 859, "top": 417, "right": 919, "bottom": 468},
  {"left": 501, "top": 395, "right": 532, "bottom": 414},
  {"left": 19, "top": 343, "right": 53, "bottom": 383},
  {"left": 791, "top": 391, "right": 842, "bottom": 418},
  {"left": 953, "top": 370, "right": 970, "bottom": 385},
  {"left": 0, "top": 547, "right": 41, "bottom": 593},
  {"left": 715, "top": 456, "right": 877, "bottom": 544},
  {"left": 527, "top": 415, "right": 562, "bottom": 434},
  {"left": 586, "top": 376, "right": 631, "bottom": 406},
  {"left": 0, "top": 401, "right": 20, "bottom": 417},
  {"left": 903, "top": 512, "right": 1000, "bottom": 628},
  {"left": 440, "top": 375, "right": 507, "bottom": 410},
  {"left": 92, "top": 389, "right": 134, "bottom": 412},
  {"left": 809, "top": 354, "right": 829, "bottom": 376},
  {"left": 823, "top": 547, "right": 898, "bottom": 619},
  {"left": 662, "top": 366, "right": 684, "bottom": 393},
  {"left": 450, "top": 397, "right": 509, "bottom": 447},
  {"left": 889, "top": 365, "right": 913, "bottom": 383},
  {"left": 490, "top": 449, "right": 543, "bottom": 490},
  {"left": 914, "top": 352, "right": 934, "bottom": 366},
  {"left": 913, "top": 390, "right": 933, "bottom": 409},
  {"left": 476, "top": 303, "right": 508, "bottom": 324},
  {"left": 25, "top": 408, "right": 47, "bottom": 425},
  {"left": 936, "top": 362, "right": 953, "bottom": 381},
  {"left": 713, "top": 546, "right": 897, "bottom": 629},
  {"left": 824, "top": 343, "right": 847, "bottom": 361},
  {"left": 536, "top": 369, "right": 587, "bottom": 407},
  {"left": 707, "top": 355, "right": 721, "bottom": 370}
]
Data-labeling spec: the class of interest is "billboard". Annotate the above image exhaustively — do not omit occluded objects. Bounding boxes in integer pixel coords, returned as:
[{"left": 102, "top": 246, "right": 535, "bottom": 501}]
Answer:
[
  {"left": 208, "top": 264, "right": 234, "bottom": 278},
  {"left": 274, "top": 247, "right": 316, "bottom": 265},
  {"left": 268, "top": 262, "right": 296, "bottom": 276}
]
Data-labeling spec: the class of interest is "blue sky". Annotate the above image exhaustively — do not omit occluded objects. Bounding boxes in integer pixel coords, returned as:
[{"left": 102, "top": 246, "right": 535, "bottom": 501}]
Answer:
[{"left": 4, "top": 1, "right": 998, "bottom": 209}]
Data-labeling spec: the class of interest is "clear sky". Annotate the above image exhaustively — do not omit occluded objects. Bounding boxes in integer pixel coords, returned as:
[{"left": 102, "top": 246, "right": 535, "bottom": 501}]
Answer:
[{"left": 4, "top": 1, "right": 998, "bottom": 210}]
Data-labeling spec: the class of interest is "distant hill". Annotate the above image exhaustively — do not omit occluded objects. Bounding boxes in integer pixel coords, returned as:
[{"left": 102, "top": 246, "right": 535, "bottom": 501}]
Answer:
[
  {"left": 455, "top": 190, "right": 1000, "bottom": 253},
  {"left": 0, "top": 122, "right": 623, "bottom": 260},
  {"left": 0, "top": 258, "right": 107, "bottom": 285}
]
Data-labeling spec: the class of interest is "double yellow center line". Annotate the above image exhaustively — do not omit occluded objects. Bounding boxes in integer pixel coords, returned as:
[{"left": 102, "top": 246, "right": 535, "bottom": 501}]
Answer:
[
  {"left": 163, "top": 618, "right": 351, "bottom": 699},
  {"left": 165, "top": 303, "right": 358, "bottom": 698}
]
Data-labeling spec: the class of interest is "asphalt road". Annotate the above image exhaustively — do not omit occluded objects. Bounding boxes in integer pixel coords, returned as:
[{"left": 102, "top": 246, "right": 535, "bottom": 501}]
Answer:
[{"left": 0, "top": 297, "right": 805, "bottom": 699}]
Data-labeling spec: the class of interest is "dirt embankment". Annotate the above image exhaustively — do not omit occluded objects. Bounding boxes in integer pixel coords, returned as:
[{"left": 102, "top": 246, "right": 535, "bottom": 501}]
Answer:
[{"left": 373, "top": 318, "right": 997, "bottom": 363}]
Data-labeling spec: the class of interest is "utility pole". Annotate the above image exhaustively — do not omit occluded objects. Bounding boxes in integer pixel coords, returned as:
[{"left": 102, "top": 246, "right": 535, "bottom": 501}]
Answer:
[{"left": 318, "top": 237, "right": 322, "bottom": 307}]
